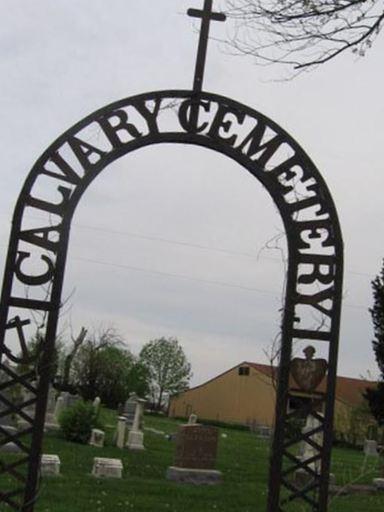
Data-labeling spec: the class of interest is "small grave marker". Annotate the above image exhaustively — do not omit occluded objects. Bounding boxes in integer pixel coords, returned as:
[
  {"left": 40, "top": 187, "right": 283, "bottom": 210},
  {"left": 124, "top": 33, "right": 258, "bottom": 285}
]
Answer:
[
  {"left": 364, "top": 439, "right": 379, "bottom": 457},
  {"left": 92, "top": 458, "right": 123, "bottom": 479},
  {"left": 89, "top": 429, "right": 105, "bottom": 448},
  {"left": 41, "top": 454, "right": 60, "bottom": 476}
]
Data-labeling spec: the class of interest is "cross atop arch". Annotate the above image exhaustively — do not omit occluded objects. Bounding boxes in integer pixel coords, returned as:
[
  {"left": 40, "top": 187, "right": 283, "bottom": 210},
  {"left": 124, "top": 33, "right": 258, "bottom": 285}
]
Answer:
[{"left": 188, "top": 0, "right": 226, "bottom": 93}]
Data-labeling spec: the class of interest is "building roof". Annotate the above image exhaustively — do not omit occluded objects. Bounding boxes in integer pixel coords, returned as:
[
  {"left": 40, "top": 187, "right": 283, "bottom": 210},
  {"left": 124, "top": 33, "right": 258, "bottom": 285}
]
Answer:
[
  {"left": 178, "top": 361, "right": 376, "bottom": 408},
  {"left": 247, "top": 361, "right": 375, "bottom": 407}
]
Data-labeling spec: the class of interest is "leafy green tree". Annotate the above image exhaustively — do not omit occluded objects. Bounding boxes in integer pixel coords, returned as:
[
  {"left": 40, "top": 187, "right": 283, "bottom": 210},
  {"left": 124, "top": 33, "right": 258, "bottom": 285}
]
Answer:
[
  {"left": 70, "top": 327, "right": 149, "bottom": 408},
  {"left": 139, "top": 337, "right": 192, "bottom": 410},
  {"left": 365, "top": 260, "right": 384, "bottom": 425},
  {"left": 226, "top": 0, "right": 384, "bottom": 71}
]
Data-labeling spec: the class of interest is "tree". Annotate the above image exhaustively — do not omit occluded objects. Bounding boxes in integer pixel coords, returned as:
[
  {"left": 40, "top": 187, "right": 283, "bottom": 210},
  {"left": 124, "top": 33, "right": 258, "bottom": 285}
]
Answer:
[
  {"left": 70, "top": 327, "right": 149, "bottom": 408},
  {"left": 364, "top": 260, "right": 384, "bottom": 425},
  {"left": 139, "top": 337, "right": 192, "bottom": 410},
  {"left": 60, "top": 327, "right": 88, "bottom": 392},
  {"left": 225, "top": 0, "right": 384, "bottom": 71},
  {"left": 17, "top": 331, "right": 64, "bottom": 383}
]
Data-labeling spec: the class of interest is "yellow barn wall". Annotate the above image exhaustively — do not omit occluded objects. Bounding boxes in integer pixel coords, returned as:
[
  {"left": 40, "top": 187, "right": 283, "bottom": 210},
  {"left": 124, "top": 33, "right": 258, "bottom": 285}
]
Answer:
[
  {"left": 170, "top": 366, "right": 363, "bottom": 436},
  {"left": 334, "top": 400, "right": 351, "bottom": 434},
  {"left": 169, "top": 366, "right": 276, "bottom": 427}
]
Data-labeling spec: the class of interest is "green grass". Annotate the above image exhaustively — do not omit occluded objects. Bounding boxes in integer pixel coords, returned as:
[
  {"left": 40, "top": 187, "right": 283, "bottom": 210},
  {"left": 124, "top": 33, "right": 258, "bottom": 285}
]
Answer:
[{"left": 1, "top": 412, "right": 383, "bottom": 511}]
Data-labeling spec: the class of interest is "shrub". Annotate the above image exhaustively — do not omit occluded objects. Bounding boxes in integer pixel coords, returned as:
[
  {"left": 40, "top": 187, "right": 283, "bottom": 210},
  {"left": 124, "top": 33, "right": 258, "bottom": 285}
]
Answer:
[{"left": 59, "top": 400, "right": 101, "bottom": 444}]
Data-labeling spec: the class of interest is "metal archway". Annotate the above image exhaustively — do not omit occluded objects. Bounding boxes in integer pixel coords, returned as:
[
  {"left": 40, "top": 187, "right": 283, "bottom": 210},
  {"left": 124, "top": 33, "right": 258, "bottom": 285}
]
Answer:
[{"left": 0, "top": 90, "right": 343, "bottom": 511}]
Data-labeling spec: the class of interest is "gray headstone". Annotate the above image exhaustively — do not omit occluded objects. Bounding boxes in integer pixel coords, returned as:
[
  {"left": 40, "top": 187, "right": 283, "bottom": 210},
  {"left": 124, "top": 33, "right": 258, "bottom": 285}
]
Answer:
[
  {"left": 66, "top": 393, "right": 81, "bottom": 408},
  {"left": 93, "top": 396, "right": 101, "bottom": 412},
  {"left": 122, "top": 393, "right": 139, "bottom": 430},
  {"left": 364, "top": 439, "right": 379, "bottom": 457},
  {"left": 44, "top": 387, "right": 59, "bottom": 429},
  {"left": 46, "top": 387, "right": 56, "bottom": 415},
  {"left": 188, "top": 413, "right": 198, "bottom": 425}
]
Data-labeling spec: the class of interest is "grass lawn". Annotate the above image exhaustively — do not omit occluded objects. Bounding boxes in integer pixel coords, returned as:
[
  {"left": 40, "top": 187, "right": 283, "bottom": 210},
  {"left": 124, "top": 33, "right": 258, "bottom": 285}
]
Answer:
[{"left": 1, "top": 411, "right": 383, "bottom": 511}]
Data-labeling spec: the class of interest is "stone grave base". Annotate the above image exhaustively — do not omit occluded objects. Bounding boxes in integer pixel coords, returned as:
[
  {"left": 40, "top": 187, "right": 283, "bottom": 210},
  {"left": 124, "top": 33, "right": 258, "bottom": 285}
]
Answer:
[
  {"left": 166, "top": 466, "right": 222, "bottom": 485},
  {"left": 92, "top": 457, "right": 123, "bottom": 478},
  {"left": 41, "top": 454, "right": 60, "bottom": 476}
]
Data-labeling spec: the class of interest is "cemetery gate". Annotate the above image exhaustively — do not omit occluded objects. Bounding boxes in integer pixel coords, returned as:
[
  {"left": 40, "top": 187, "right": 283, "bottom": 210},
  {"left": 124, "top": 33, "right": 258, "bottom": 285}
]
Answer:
[{"left": 0, "top": 2, "right": 343, "bottom": 512}]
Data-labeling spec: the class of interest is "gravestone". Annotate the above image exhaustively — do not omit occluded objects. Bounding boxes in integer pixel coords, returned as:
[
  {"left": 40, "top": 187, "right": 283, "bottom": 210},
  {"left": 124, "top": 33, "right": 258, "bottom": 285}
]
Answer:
[
  {"left": 188, "top": 413, "right": 198, "bottom": 425},
  {"left": 55, "top": 391, "right": 80, "bottom": 416},
  {"left": 92, "top": 458, "right": 123, "bottom": 478},
  {"left": 116, "top": 416, "right": 127, "bottom": 449},
  {"left": 254, "top": 425, "right": 272, "bottom": 439},
  {"left": 66, "top": 393, "right": 81, "bottom": 408},
  {"left": 44, "top": 387, "right": 59, "bottom": 429},
  {"left": 122, "top": 393, "right": 139, "bottom": 430},
  {"left": 41, "top": 454, "right": 61, "bottom": 476},
  {"left": 54, "top": 395, "right": 65, "bottom": 422},
  {"left": 166, "top": 423, "right": 222, "bottom": 484},
  {"left": 294, "top": 413, "right": 335, "bottom": 488},
  {"left": 126, "top": 398, "right": 146, "bottom": 451},
  {"left": 93, "top": 396, "right": 101, "bottom": 415},
  {"left": 364, "top": 439, "right": 379, "bottom": 457},
  {"left": 89, "top": 429, "right": 105, "bottom": 448},
  {"left": 299, "top": 414, "right": 323, "bottom": 471}
]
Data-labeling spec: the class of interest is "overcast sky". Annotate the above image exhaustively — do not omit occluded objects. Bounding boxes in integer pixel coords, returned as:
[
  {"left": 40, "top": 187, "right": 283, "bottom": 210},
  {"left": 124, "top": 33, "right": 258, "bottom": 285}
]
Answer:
[{"left": 0, "top": 0, "right": 383, "bottom": 386}]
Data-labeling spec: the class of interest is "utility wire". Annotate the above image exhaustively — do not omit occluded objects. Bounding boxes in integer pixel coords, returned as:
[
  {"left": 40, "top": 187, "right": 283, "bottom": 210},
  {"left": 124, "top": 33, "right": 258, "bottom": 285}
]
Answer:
[
  {"left": 0, "top": 212, "right": 376, "bottom": 278},
  {"left": 70, "top": 254, "right": 368, "bottom": 310},
  {"left": 71, "top": 255, "right": 278, "bottom": 295}
]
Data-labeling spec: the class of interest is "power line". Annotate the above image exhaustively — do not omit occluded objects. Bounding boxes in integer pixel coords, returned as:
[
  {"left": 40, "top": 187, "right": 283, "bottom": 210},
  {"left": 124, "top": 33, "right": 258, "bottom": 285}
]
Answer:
[
  {"left": 0, "top": 212, "right": 376, "bottom": 279},
  {"left": 71, "top": 255, "right": 279, "bottom": 295},
  {"left": 70, "top": 254, "right": 368, "bottom": 310}
]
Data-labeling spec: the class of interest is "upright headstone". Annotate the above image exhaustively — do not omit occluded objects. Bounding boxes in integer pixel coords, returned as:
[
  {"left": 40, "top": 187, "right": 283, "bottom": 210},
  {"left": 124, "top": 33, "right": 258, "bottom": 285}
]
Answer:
[
  {"left": 93, "top": 396, "right": 101, "bottom": 415},
  {"left": 116, "top": 416, "right": 127, "bottom": 449},
  {"left": 44, "top": 387, "right": 59, "bottom": 429},
  {"left": 364, "top": 439, "right": 379, "bottom": 457},
  {"left": 89, "top": 429, "right": 105, "bottom": 448},
  {"left": 126, "top": 399, "right": 146, "bottom": 451},
  {"left": 294, "top": 413, "right": 335, "bottom": 487},
  {"left": 54, "top": 395, "right": 65, "bottom": 422},
  {"left": 299, "top": 414, "right": 323, "bottom": 471},
  {"left": 122, "top": 393, "right": 139, "bottom": 430},
  {"left": 188, "top": 413, "right": 198, "bottom": 425},
  {"left": 166, "top": 423, "right": 222, "bottom": 484},
  {"left": 54, "top": 391, "right": 80, "bottom": 419},
  {"left": 66, "top": 393, "right": 81, "bottom": 408}
]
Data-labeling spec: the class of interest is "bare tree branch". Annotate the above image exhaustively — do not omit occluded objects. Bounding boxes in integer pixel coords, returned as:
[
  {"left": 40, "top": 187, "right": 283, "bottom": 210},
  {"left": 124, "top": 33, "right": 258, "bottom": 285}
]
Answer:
[{"left": 224, "top": 0, "right": 384, "bottom": 72}]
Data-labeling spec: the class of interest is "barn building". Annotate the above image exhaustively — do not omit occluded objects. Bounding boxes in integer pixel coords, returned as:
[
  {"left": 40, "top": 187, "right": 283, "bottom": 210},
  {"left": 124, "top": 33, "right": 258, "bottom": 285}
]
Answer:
[{"left": 169, "top": 362, "right": 375, "bottom": 435}]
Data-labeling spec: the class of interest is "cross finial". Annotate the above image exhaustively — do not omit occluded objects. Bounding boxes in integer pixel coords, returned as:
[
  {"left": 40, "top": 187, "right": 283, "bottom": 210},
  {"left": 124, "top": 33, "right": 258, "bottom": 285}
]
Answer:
[{"left": 188, "top": 0, "right": 226, "bottom": 94}]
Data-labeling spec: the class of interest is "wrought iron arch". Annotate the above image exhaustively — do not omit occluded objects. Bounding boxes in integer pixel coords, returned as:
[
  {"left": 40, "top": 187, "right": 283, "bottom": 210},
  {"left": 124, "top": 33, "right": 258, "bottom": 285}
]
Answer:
[{"left": 0, "top": 90, "right": 343, "bottom": 511}]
